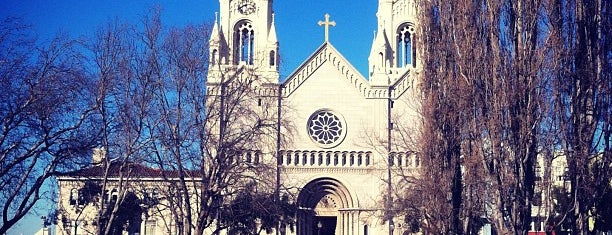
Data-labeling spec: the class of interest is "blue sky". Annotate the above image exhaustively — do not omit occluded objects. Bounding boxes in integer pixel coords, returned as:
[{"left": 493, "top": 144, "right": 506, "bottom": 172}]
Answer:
[
  {"left": 0, "top": 1, "right": 376, "bottom": 234},
  {"left": 1, "top": 0, "right": 377, "bottom": 79}
]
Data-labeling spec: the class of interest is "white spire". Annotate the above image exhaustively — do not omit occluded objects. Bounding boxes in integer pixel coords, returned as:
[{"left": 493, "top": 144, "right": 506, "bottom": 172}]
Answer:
[
  {"left": 267, "top": 13, "right": 278, "bottom": 43},
  {"left": 209, "top": 12, "right": 220, "bottom": 44}
]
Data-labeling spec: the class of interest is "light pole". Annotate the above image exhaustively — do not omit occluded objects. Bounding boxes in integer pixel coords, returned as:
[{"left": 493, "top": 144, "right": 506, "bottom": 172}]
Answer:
[
  {"left": 40, "top": 216, "right": 48, "bottom": 235},
  {"left": 387, "top": 84, "right": 394, "bottom": 235},
  {"left": 317, "top": 220, "right": 322, "bottom": 235},
  {"left": 275, "top": 84, "right": 283, "bottom": 235}
]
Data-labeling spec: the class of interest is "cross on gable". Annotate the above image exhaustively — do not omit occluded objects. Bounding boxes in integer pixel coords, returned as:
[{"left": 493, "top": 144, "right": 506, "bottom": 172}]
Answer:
[{"left": 318, "top": 13, "right": 336, "bottom": 42}]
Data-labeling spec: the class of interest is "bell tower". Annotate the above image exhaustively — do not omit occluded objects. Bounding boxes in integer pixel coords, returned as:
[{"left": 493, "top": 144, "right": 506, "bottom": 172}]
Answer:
[
  {"left": 208, "top": 0, "right": 279, "bottom": 84},
  {"left": 368, "top": 0, "right": 418, "bottom": 86}
]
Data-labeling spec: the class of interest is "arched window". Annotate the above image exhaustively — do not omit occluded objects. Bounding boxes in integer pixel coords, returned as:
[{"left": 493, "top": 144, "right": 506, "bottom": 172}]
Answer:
[
  {"left": 318, "top": 153, "right": 323, "bottom": 166},
  {"left": 397, "top": 24, "right": 416, "bottom": 68},
  {"left": 211, "top": 49, "right": 218, "bottom": 65},
  {"left": 234, "top": 21, "right": 255, "bottom": 65},
  {"left": 310, "top": 153, "right": 315, "bottom": 165},
  {"left": 110, "top": 189, "right": 118, "bottom": 203},
  {"left": 69, "top": 188, "right": 78, "bottom": 205},
  {"left": 246, "top": 152, "right": 252, "bottom": 163},
  {"left": 254, "top": 151, "right": 260, "bottom": 164},
  {"left": 77, "top": 189, "right": 86, "bottom": 205},
  {"left": 334, "top": 153, "right": 339, "bottom": 166},
  {"left": 103, "top": 190, "right": 109, "bottom": 203},
  {"left": 269, "top": 50, "right": 276, "bottom": 66},
  {"left": 145, "top": 220, "right": 157, "bottom": 235}
]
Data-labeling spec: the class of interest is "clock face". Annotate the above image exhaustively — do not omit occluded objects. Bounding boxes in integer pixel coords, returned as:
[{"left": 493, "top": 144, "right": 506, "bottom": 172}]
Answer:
[{"left": 238, "top": 0, "right": 256, "bottom": 15}]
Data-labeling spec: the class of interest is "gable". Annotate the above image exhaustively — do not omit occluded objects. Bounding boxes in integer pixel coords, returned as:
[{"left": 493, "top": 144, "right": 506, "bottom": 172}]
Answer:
[
  {"left": 281, "top": 43, "right": 386, "bottom": 151},
  {"left": 282, "top": 43, "right": 415, "bottom": 100},
  {"left": 282, "top": 43, "right": 369, "bottom": 98}
]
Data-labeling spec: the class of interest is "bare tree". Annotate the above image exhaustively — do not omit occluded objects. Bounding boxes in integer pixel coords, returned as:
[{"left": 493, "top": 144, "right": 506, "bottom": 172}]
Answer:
[
  {"left": 410, "top": 0, "right": 552, "bottom": 234},
  {"left": 547, "top": 0, "right": 611, "bottom": 233},
  {"left": 72, "top": 9, "right": 289, "bottom": 235},
  {"left": 55, "top": 14, "right": 164, "bottom": 235},
  {"left": 0, "top": 17, "right": 98, "bottom": 234}
]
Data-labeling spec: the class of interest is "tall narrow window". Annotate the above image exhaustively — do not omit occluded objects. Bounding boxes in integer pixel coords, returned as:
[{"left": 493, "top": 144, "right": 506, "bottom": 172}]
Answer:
[
  {"left": 211, "top": 49, "right": 218, "bottom": 65},
  {"left": 77, "top": 189, "right": 86, "bottom": 205},
  {"left": 110, "top": 189, "right": 118, "bottom": 203},
  {"left": 269, "top": 50, "right": 276, "bottom": 66},
  {"left": 397, "top": 24, "right": 416, "bottom": 68},
  {"left": 334, "top": 153, "right": 339, "bottom": 166},
  {"left": 254, "top": 151, "right": 260, "bottom": 164},
  {"left": 246, "top": 152, "right": 252, "bottom": 163},
  {"left": 69, "top": 189, "right": 78, "bottom": 205},
  {"left": 234, "top": 21, "right": 255, "bottom": 65},
  {"left": 145, "top": 220, "right": 157, "bottom": 235},
  {"left": 310, "top": 153, "right": 315, "bottom": 165}
]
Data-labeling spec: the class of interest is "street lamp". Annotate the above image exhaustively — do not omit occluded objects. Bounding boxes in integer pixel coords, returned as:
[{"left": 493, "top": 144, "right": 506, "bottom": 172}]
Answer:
[
  {"left": 317, "top": 221, "right": 323, "bottom": 235},
  {"left": 40, "top": 216, "right": 48, "bottom": 235},
  {"left": 387, "top": 84, "right": 394, "bottom": 235}
]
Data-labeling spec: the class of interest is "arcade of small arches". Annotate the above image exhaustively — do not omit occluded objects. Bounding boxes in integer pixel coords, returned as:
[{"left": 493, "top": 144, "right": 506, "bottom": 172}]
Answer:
[
  {"left": 278, "top": 150, "right": 373, "bottom": 167},
  {"left": 277, "top": 150, "right": 421, "bottom": 168}
]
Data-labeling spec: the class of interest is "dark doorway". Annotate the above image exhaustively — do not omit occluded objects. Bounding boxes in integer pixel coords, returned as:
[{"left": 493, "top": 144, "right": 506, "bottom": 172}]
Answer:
[{"left": 314, "top": 216, "right": 337, "bottom": 235}]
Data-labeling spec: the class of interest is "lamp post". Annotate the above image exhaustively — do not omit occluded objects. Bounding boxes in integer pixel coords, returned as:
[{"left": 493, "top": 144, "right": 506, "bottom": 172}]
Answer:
[
  {"left": 40, "top": 216, "right": 48, "bottom": 235},
  {"left": 317, "top": 220, "right": 323, "bottom": 235},
  {"left": 275, "top": 84, "right": 283, "bottom": 235},
  {"left": 387, "top": 84, "right": 394, "bottom": 235}
]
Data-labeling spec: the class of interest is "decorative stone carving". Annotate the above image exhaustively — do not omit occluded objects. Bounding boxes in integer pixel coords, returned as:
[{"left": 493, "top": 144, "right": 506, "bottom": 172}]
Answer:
[{"left": 307, "top": 110, "right": 346, "bottom": 148}]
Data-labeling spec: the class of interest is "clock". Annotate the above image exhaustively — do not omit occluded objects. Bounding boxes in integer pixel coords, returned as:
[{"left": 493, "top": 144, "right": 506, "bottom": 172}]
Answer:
[{"left": 238, "top": 0, "right": 256, "bottom": 15}]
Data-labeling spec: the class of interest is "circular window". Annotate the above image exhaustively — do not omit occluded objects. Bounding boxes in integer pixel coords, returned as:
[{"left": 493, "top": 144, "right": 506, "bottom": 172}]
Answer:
[{"left": 307, "top": 110, "right": 346, "bottom": 148}]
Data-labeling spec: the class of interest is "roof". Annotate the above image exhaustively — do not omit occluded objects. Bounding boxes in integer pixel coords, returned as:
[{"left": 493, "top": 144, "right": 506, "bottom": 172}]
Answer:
[{"left": 57, "top": 160, "right": 201, "bottom": 180}]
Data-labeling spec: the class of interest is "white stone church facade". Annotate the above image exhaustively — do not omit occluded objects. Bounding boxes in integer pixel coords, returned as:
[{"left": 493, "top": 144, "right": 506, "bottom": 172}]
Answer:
[
  {"left": 207, "top": 1, "right": 421, "bottom": 235},
  {"left": 56, "top": 0, "right": 422, "bottom": 234}
]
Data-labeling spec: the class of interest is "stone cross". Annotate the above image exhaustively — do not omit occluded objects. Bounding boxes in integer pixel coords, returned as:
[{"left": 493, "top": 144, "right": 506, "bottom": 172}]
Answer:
[{"left": 318, "top": 13, "right": 336, "bottom": 42}]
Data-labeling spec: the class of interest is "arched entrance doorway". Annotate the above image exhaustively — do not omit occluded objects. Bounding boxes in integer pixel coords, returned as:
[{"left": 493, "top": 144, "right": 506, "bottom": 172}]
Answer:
[{"left": 296, "top": 177, "right": 357, "bottom": 235}]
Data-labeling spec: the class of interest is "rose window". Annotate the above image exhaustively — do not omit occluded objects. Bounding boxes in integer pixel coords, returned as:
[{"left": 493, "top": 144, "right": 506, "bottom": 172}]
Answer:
[{"left": 307, "top": 110, "right": 346, "bottom": 148}]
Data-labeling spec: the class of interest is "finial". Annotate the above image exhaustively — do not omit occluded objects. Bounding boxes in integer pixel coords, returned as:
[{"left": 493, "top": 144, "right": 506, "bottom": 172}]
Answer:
[{"left": 317, "top": 13, "right": 336, "bottom": 42}]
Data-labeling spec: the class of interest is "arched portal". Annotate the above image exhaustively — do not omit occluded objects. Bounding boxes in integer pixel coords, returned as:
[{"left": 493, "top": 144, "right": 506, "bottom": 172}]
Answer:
[{"left": 296, "top": 177, "right": 357, "bottom": 235}]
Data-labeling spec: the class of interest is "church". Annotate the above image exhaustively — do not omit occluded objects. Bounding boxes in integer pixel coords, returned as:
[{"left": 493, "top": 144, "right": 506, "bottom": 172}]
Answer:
[
  {"left": 207, "top": 0, "right": 421, "bottom": 235},
  {"left": 55, "top": 0, "right": 422, "bottom": 234}
]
